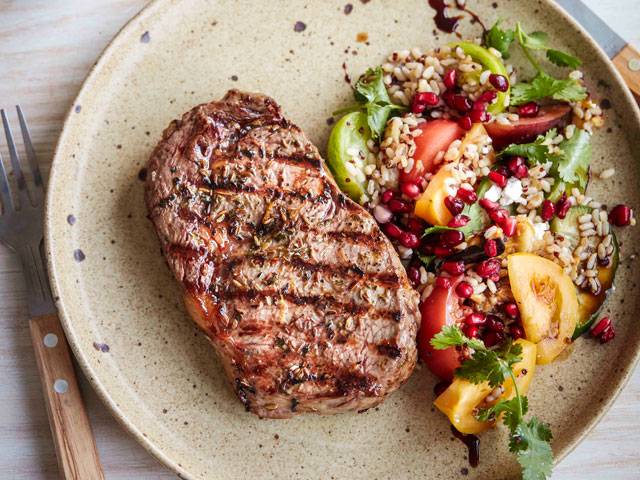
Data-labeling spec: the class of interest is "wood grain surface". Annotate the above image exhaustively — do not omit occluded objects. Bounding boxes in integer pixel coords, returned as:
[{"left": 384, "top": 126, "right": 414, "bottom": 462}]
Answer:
[{"left": 0, "top": 1, "right": 638, "bottom": 479}]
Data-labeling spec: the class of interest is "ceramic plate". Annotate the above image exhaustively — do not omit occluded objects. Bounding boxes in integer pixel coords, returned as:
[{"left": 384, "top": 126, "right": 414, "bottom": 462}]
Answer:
[{"left": 46, "top": 1, "right": 640, "bottom": 478}]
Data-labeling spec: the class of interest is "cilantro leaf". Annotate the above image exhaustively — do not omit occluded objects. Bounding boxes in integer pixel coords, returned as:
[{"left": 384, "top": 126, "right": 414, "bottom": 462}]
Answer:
[
  {"left": 554, "top": 128, "right": 591, "bottom": 189},
  {"left": 484, "top": 20, "right": 515, "bottom": 58},
  {"left": 418, "top": 254, "right": 435, "bottom": 269},
  {"left": 366, "top": 102, "right": 404, "bottom": 140},
  {"left": 457, "top": 341, "right": 522, "bottom": 387},
  {"left": 511, "top": 417, "right": 554, "bottom": 480},
  {"left": 423, "top": 225, "right": 457, "bottom": 237},
  {"left": 477, "top": 396, "right": 529, "bottom": 431},
  {"left": 546, "top": 49, "right": 582, "bottom": 69},
  {"left": 430, "top": 325, "right": 486, "bottom": 352},
  {"left": 516, "top": 24, "right": 549, "bottom": 50},
  {"left": 343, "top": 67, "right": 406, "bottom": 139},
  {"left": 354, "top": 66, "right": 392, "bottom": 104},
  {"left": 499, "top": 130, "right": 556, "bottom": 164},
  {"left": 510, "top": 72, "right": 586, "bottom": 105}
]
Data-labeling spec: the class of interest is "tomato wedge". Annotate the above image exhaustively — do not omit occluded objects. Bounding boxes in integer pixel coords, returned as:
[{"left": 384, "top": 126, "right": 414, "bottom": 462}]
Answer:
[
  {"left": 417, "top": 277, "right": 469, "bottom": 380},
  {"left": 401, "top": 119, "right": 464, "bottom": 183}
]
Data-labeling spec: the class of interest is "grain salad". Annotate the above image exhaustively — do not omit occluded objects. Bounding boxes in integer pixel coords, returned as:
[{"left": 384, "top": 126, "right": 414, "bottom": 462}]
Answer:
[{"left": 326, "top": 18, "right": 633, "bottom": 480}]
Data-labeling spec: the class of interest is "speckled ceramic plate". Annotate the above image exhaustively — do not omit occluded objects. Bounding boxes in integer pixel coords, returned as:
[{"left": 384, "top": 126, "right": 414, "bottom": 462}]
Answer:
[{"left": 46, "top": 1, "right": 640, "bottom": 478}]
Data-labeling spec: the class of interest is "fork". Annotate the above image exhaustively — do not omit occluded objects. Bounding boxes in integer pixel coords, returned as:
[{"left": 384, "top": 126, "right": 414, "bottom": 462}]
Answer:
[{"left": 0, "top": 107, "right": 104, "bottom": 479}]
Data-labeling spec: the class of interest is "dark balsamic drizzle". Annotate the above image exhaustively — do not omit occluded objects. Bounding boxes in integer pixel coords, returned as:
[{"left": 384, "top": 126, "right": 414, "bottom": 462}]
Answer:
[
  {"left": 451, "top": 425, "right": 480, "bottom": 468},
  {"left": 428, "top": 0, "right": 487, "bottom": 36}
]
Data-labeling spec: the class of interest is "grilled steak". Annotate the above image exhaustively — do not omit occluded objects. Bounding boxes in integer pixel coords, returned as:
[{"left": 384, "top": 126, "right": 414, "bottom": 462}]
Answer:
[{"left": 145, "top": 90, "right": 420, "bottom": 418}]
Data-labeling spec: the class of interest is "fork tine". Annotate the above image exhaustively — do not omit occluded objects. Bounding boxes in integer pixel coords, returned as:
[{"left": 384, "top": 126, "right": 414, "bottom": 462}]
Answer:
[
  {"left": 16, "top": 106, "right": 44, "bottom": 204},
  {"left": 1, "top": 109, "right": 31, "bottom": 209},
  {"left": 0, "top": 150, "right": 15, "bottom": 213}
]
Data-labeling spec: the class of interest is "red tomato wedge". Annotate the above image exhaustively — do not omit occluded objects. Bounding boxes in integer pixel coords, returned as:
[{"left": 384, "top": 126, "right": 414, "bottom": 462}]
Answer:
[
  {"left": 417, "top": 276, "right": 469, "bottom": 380},
  {"left": 401, "top": 120, "right": 465, "bottom": 183},
  {"left": 484, "top": 104, "right": 571, "bottom": 150}
]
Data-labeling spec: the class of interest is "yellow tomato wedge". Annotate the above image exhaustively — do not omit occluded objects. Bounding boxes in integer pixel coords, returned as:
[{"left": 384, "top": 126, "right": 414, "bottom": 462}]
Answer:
[
  {"left": 414, "top": 124, "right": 494, "bottom": 226},
  {"left": 414, "top": 166, "right": 455, "bottom": 226},
  {"left": 505, "top": 217, "right": 537, "bottom": 254},
  {"left": 434, "top": 339, "right": 537, "bottom": 434},
  {"left": 507, "top": 253, "right": 579, "bottom": 364}
]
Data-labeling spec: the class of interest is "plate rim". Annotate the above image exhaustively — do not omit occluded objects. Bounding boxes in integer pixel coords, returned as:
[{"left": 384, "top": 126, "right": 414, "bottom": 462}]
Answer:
[{"left": 44, "top": 1, "right": 640, "bottom": 479}]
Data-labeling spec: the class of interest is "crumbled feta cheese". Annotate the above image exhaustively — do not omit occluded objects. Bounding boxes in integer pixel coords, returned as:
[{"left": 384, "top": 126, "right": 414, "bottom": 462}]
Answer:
[
  {"left": 501, "top": 177, "right": 524, "bottom": 205},
  {"left": 533, "top": 222, "right": 549, "bottom": 240},
  {"left": 484, "top": 184, "right": 502, "bottom": 202}
]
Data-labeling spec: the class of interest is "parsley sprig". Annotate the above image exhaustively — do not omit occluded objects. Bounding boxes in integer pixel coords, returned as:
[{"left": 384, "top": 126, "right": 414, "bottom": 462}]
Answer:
[
  {"left": 334, "top": 66, "right": 406, "bottom": 139},
  {"left": 431, "top": 325, "right": 553, "bottom": 480}
]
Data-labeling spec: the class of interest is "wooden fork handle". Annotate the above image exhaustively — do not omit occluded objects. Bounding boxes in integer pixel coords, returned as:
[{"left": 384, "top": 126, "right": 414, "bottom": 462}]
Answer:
[
  {"left": 613, "top": 44, "right": 640, "bottom": 98},
  {"left": 29, "top": 314, "right": 104, "bottom": 480}
]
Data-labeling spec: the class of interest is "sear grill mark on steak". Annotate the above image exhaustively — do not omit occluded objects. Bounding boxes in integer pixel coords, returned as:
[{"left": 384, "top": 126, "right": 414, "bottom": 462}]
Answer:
[{"left": 145, "top": 90, "right": 420, "bottom": 418}]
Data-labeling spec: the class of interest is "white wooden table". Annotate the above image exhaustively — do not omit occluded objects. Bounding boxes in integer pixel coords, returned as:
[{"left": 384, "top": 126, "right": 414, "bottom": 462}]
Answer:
[{"left": 0, "top": 1, "right": 638, "bottom": 478}]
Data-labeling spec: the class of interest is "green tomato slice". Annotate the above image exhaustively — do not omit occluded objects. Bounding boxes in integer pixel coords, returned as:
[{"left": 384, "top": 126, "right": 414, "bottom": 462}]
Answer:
[
  {"left": 326, "top": 111, "right": 373, "bottom": 202},
  {"left": 451, "top": 42, "right": 510, "bottom": 114}
]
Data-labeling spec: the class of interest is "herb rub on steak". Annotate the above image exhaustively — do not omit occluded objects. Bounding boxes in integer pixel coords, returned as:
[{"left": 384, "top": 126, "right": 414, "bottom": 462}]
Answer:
[{"left": 145, "top": 90, "right": 420, "bottom": 418}]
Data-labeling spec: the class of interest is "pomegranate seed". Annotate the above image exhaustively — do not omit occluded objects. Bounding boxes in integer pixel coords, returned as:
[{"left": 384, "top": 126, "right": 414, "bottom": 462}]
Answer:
[
  {"left": 421, "top": 243, "right": 435, "bottom": 255},
  {"left": 441, "top": 229, "right": 465, "bottom": 247},
  {"left": 373, "top": 204, "right": 393, "bottom": 224},
  {"left": 400, "top": 231, "right": 420, "bottom": 248},
  {"left": 502, "top": 216, "right": 517, "bottom": 237},
  {"left": 503, "top": 302, "right": 519, "bottom": 319},
  {"left": 472, "top": 101, "right": 487, "bottom": 112},
  {"left": 417, "top": 91, "right": 439, "bottom": 106},
  {"left": 384, "top": 223, "right": 403, "bottom": 239},
  {"left": 465, "top": 312, "right": 486, "bottom": 326},
  {"left": 538, "top": 200, "right": 555, "bottom": 221},
  {"left": 507, "top": 156, "right": 525, "bottom": 175},
  {"left": 496, "top": 165, "right": 510, "bottom": 178},
  {"left": 489, "top": 208, "right": 508, "bottom": 224},
  {"left": 476, "top": 258, "right": 501, "bottom": 279},
  {"left": 411, "top": 92, "right": 439, "bottom": 114},
  {"left": 434, "top": 245, "right": 453, "bottom": 257},
  {"left": 463, "top": 324, "right": 480, "bottom": 338},
  {"left": 388, "top": 198, "right": 412, "bottom": 213},
  {"left": 445, "top": 195, "right": 465, "bottom": 216},
  {"left": 555, "top": 193, "right": 571, "bottom": 219},
  {"left": 435, "top": 276, "right": 451, "bottom": 289},
  {"left": 476, "top": 90, "right": 497, "bottom": 103},
  {"left": 489, "top": 73, "right": 509, "bottom": 92},
  {"left": 417, "top": 177, "right": 428, "bottom": 192},
  {"left": 448, "top": 214, "right": 470, "bottom": 227},
  {"left": 514, "top": 164, "right": 529, "bottom": 179},
  {"left": 401, "top": 181, "right": 421, "bottom": 199},
  {"left": 457, "top": 187, "right": 477, "bottom": 204},
  {"left": 518, "top": 101, "right": 540, "bottom": 117},
  {"left": 510, "top": 325, "right": 524, "bottom": 340},
  {"left": 452, "top": 94, "right": 473, "bottom": 112},
  {"left": 485, "top": 315, "right": 504, "bottom": 332},
  {"left": 600, "top": 326, "right": 615, "bottom": 343},
  {"left": 591, "top": 316, "right": 611, "bottom": 337},
  {"left": 442, "top": 260, "right": 465, "bottom": 275},
  {"left": 609, "top": 204, "right": 632, "bottom": 226},
  {"left": 483, "top": 331, "right": 504, "bottom": 347},
  {"left": 459, "top": 115, "right": 473, "bottom": 130},
  {"left": 455, "top": 281, "right": 474, "bottom": 298},
  {"left": 406, "top": 217, "right": 425, "bottom": 233},
  {"left": 442, "top": 90, "right": 456, "bottom": 107},
  {"left": 470, "top": 109, "right": 491, "bottom": 123},
  {"left": 407, "top": 266, "right": 421, "bottom": 285},
  {"left": 479, "top": 198, "right": 499, "bottom": 211},
  {"left": 443, "top": 69, "right": 457, "bottom": 89},
  {"left": 484, "top": 239, "right": 498, "bottom": 257},
  {"left": 381, "top": 190, "right": 396, "bottom": 204},
  {"left": 488, "top": 171, "right": 507, "bottom": 188}
]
